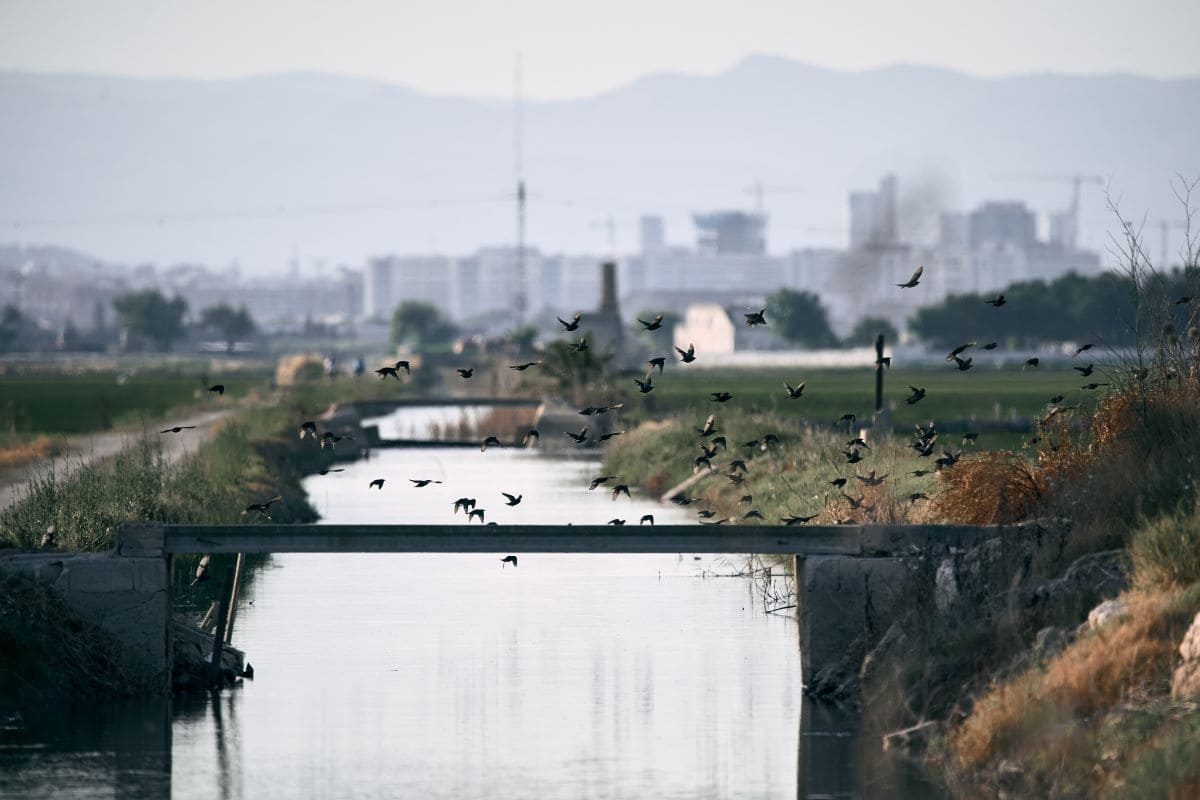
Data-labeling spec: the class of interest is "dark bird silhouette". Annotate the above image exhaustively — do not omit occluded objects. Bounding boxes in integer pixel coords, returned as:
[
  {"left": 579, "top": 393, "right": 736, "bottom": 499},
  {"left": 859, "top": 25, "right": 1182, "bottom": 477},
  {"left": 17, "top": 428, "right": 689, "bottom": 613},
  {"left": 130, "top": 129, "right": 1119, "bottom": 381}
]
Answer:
[
  {"left": 839, "top": 413, "right": 857, "bottom": 425},
  {"left": 947, "top": 342, "right": 975, "bottom": 361},
  {"left": 726, "top": 472, "right": 745, "bottom": 486},
  {"left": 744, "top": 308, "right": 767, "bottom": 327},
  {"left": 909, "top": 469, "right": 932, "bottom": 477},
  {"left": 829, "top": 477, "right": 848, "bottom": 488},
  {"left": 962, "top": 432, "right": 979, "bottom": 445},
  {"left": 710, "top": 391, "right": 733, "bottom": 403},
  {"left": 697, "top": 509, "right": 717, "bottom": 519},
  {"left": 986, "top": 295, "right": 1006, "bottom": 307},
  {"left": 299, "top": 420, "right": 318, "bottom": 440},
  {"left": 589, "top": 475, "right": 618, "bottom": 491},
  {"left": 599, "top": 431, "right": 624, "bottom": 442},
  {"left": 908, "top": 493, "right": 931, "bottom": 503},
  {"left": 467, "top": 508, "right": 486, "bottom": 524},
  {"left": 693, "top": 455, "right": 712, "bottom": 472},
  {"left": 208, "top": 384, "right": 225, "bottom": 395},
  {"left": 568, "top": 338, "right": 589, "bottom": 352},
  {"left": 670, "top": 494, "right": 699, "bottom": 506},
  {"left": 935, "top": 450, "right": 961, "bottom": 469},
  {"left": 190, "top": 555, "right": 211, "bottom": 586},
  {"left": 608, "top": 519, "right": 626, "bottom": 526},
  {"left": 243, "top": 496, "right": 283, "bottom": 516},
  {"left": 457, "top": 368, "right": 474, "bottom": 379},
  {"left": 566, "top": 427, "right": 588, "bottom": 444},
  {"left": 160, "top": 425, "right": 196, "bottom": 433},
  {"left": 761, "top": 433, "right": 780, "bottom": 448},
  {"left": 953, "top": 356, "right": 973, "bottom": 371},
  {"left": 896, "top": 265, "right": 923, "bottom": 288},
  {"left": 1081, "top": 382, "right": 1110, "bottom": 390},
  {"left": 905, "top": 386, "right": 927, "bottom": 404},
  {"left": 728, "top": 459, "right": 748, "bottom": 473},
  {"left": 318, "top": 467, "right": 345, "bottom": 475},
  {"left": 709, "top": 435, "right": 727, "bottom": 451},
  {"left": 875, "top": 355, "right": 892, "bottom": 368},
  {"left": 840, "top": 491, "right": 866, "bottom": 510},
  {"left": 522, "top": 429, "right": 540, "bottom": 447},
  {"left": 739, "top": 494, "right": 753, "bottom": 504},
  {"left": 502, "top": 492, "right": 522, "bottom": 506},
  {"left": 557, "top": 312, "right": 582, "bottom": 331},
  {"left": 1049, "top": 394, "right": 1065, "bottom": 404},
  {"left": 1073, "top": 363, "right": 1094, "bottom": 377},
  {"left": 578, "top": 402, "right": 623, "bottom": 415},
  {"left": 638, "top": 313, "right": 665, "bottom": 330},
  {"left": 855, "top": 470, "right": 888, "bottom": 487},
  {"left": 508, "top": 361, "right": 541, "bottom": 371},
  {"left": 395, "top": 360, "right": 411, "bottom": 375},
  {"left": 1175, "top": 296, "right": 1192, "bottom": 305},
  {"left": 410, "top": 479, "right": 442, "bottom": 487},
  {"left": 369, "top": 478, "right": 385, "bottom": 490},
  {"left": 481, "top": 435, "right": 503, "bottom": 452},
  {"left": 1024, "top": 357, "right": 1040, "bottom": 368},
  {"left": 633, "top": 377, "right": 655, "bottom": 393},
  {"left": 696, "top": 414, "right": 717, "bottom": 437},
  {"left": 782, "top": 514, "right": 818, "bottom": 525},
  {"left": 699, "top": 441, "right": 719, "bottom": 460},
  {"left": 846, "top": 437, "right": 870, "bottom": 449},
  {"left": 1072, "top": 343, "right": 1094, "bottom": 357},
  {"left": 784, "top": 381, "right": 806, "bottom": 399},
  {"left": 452, "top": 497, "right": 476, "bottom": 514},
  {"left": 646, "top": 357, "right": 666, "bottom": 374},
  {"left": 843, "top": 448, "right": 863, "bottom": 464},
  {"left": 982, "top": 342, "right": 998, "bottom": 350},
  {"left": 375, "top": 366, "right": 401, "bottom": 381},
  {"left": 743, "top": 510, "right": 764, "bottom": 520},
  {"left": 675, "top": 343, "right": 697, "bottom": 363},
  {"left": 610, "top": 484, "right": 631, "bottom": 500},
  {"left": 319, "top": 432, "right": 354, "bottom": 450},
  {"left": 640, "top": 514, "right": 654, "bottom": 525},
  {"left": 500, "top": 555, "right": 518, "bottom": 568}
]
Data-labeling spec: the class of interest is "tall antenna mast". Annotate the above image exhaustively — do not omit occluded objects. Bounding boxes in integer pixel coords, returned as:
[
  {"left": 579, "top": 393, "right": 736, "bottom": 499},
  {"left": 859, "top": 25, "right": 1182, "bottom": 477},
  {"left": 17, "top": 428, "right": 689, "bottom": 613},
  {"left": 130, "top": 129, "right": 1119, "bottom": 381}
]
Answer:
[{"left": 514, "top": 52, "right": 527, "bottom": 326}]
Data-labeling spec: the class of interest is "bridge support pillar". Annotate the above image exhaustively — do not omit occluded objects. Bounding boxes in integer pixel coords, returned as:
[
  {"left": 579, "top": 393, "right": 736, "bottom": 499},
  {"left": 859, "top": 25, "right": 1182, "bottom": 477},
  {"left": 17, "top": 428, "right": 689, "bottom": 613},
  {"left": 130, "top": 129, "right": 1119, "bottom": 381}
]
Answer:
[{"left": 794, "top": 554, "right": 910, "bottom": 691}]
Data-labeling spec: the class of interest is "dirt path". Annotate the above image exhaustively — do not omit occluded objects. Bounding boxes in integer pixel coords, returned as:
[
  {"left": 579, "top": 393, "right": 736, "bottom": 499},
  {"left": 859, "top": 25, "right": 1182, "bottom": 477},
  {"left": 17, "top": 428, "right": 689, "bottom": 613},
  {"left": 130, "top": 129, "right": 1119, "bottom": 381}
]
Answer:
[{"left": 0, "top": 409, "right": 233, "bottom": 515}]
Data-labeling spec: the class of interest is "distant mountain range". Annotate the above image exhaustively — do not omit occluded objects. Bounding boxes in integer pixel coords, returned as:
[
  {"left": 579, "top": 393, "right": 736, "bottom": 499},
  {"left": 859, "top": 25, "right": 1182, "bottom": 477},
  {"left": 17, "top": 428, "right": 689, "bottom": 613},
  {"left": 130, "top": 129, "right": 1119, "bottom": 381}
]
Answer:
[{"left": 1, "top": 55, "right": 1197, "bottom": 272}]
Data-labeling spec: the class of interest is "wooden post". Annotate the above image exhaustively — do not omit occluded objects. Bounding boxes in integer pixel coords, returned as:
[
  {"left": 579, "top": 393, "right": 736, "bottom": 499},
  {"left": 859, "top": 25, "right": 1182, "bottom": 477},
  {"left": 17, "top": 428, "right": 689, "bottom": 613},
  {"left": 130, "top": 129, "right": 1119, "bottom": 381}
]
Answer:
[
  {"left": 223, "top": 552, "right": 246, "bottom": 645},
  {"left": 208, "top": 567, "right": 234, "bottom": 686},
  {"left": 874, "top": 333, "right": 885, "bottom": 414}
]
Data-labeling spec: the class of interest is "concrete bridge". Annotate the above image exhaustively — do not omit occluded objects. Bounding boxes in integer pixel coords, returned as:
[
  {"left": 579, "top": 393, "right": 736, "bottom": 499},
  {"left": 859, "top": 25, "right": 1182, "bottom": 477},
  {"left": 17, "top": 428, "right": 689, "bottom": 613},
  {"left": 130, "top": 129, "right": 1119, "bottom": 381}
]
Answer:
[{"left": 1, "top": 521, "right": 1015, "bottom": 693}]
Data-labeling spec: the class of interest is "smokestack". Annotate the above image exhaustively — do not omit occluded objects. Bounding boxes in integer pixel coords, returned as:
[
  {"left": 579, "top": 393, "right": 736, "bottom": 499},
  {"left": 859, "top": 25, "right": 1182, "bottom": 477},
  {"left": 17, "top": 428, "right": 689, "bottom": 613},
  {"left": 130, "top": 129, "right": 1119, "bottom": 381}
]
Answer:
[{"left": 600, "top": 261, "right": 618, "bottom": 314}]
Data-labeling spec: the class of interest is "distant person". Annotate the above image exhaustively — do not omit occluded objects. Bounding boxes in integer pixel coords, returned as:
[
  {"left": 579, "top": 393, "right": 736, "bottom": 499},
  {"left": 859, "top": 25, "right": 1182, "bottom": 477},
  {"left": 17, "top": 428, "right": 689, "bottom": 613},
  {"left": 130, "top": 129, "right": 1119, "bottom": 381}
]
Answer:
[
  {"left": 352, "top": 356, "right": 365, "bottom": 380},
  {"left": 324, "top": 355, "right": 337, "bottom": 382}
]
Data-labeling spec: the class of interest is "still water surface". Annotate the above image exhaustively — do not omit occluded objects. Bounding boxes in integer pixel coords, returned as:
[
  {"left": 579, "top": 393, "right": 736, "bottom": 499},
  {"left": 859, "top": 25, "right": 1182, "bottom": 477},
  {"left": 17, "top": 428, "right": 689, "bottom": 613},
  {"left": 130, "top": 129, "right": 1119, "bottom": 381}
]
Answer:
[{"left": 2, "top": 407, "right": 813, "bottom": 798}]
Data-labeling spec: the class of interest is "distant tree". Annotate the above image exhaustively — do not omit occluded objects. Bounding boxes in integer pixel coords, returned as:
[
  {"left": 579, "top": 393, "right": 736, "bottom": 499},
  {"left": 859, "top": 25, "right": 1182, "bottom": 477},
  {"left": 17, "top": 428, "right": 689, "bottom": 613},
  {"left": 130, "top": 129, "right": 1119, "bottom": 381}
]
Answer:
[
  {"left": 506, "top": 324, "right": 539, "bottom": 354},
  {"left": 765, "top": 288, "right": 837, "bottom": 347},
  {"left": 112, "top": 290, "right": 188, "bottom": 351},
  {"left": 0, "top": 305, "right": 24, "bottom": 352},
  {"left": 200, "top": 304, "right": 257, "bottom": 353},
  {"left": 844, "top": 316, "right": 899, "bottom": 347},
  {"left": 390, "top": 300, "right": 458, "bottom": 351}
]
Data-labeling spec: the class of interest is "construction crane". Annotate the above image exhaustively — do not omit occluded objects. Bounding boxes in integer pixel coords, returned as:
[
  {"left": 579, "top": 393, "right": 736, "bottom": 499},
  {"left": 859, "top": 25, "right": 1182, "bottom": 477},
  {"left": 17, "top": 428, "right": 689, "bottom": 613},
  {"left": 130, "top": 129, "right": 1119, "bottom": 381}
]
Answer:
[
  {"left": 1004, "top": 173, "right": 1104, "bottom": 250},
  {"left": 743, "top": 180, "right": 806, "bottom": 216}
]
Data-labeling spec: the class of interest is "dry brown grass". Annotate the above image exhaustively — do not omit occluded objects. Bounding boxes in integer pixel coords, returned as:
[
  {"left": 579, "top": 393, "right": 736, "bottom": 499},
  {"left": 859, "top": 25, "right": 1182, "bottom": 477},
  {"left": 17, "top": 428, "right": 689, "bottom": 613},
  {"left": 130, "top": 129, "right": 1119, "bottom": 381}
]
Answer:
[
  {"left": 948, "top": 584, "right": 1200, "bottom": 774},
  {"left": 0, "top": 435, "right": 64, "bottom": 471}
]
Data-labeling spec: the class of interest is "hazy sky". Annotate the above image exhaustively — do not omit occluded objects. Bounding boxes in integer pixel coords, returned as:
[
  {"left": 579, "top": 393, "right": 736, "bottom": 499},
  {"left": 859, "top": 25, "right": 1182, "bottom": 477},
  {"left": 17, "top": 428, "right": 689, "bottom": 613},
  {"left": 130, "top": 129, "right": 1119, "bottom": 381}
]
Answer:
[{"left": 2, "top": 0, "right": 1198, "bottom": 100}]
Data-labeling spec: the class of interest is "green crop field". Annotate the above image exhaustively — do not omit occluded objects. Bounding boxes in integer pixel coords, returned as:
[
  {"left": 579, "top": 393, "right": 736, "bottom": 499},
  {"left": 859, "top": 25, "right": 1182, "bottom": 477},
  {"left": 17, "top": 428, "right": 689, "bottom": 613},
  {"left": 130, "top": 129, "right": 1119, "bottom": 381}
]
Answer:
[
  {"left": 618, "top": 364, "right": 1104, "bottom": 431},
  {"left": 0, "top": 371, "right": 267, "bottom": 434}
]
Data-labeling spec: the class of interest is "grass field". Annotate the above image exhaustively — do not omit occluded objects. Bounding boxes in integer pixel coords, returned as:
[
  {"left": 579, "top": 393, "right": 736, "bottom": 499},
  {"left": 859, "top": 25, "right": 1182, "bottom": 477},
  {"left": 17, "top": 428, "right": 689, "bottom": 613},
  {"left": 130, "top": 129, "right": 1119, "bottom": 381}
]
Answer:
[
  {"left": 615, "top": 364, "right": 1101, "bottom": 431},
  {"left": 0, "top": 371, "right": 268, "bottom": 434}
]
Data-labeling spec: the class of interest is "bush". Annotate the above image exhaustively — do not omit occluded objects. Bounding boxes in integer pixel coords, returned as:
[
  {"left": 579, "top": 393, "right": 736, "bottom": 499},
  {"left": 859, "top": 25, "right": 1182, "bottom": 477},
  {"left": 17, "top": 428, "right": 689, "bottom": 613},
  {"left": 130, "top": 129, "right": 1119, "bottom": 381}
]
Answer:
[{"left": 1130, "top": 506, "right": 1200, "bottom": 590}]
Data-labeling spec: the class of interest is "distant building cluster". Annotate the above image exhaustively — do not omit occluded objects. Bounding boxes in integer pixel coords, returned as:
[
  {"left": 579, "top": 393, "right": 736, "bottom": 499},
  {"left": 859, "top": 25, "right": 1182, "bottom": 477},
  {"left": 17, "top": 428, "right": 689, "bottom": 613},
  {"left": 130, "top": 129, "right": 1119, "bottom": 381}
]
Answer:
[{"left": 0, "top": 173, "right": 1102, "bottom": 350}]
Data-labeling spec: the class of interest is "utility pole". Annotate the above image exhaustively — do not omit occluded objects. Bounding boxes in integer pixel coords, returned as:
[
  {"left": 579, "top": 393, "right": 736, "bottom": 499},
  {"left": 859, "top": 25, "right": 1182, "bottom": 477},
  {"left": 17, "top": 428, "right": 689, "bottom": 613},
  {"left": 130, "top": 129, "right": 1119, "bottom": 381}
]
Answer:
[{"left": 874, "top": 334, "right": 885, "bottom": 414}]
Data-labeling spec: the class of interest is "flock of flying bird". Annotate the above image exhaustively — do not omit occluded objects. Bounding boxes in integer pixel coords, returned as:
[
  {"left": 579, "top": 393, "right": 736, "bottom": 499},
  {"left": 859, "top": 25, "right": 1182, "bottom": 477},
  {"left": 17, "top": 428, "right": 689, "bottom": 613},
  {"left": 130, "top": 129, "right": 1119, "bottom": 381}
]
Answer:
[{"left": 166, "top": 262, "right": 1126, "bottom": 572}]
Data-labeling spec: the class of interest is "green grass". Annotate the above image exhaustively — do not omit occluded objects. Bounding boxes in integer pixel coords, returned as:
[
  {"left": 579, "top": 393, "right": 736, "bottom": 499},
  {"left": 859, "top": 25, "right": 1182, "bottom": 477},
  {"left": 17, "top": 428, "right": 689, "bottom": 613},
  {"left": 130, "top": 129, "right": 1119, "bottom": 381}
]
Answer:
[
  {"left": 0, "top": 370, "right": 267, "bottom": 434},
  {"left": 623, "top": 365, "right": 1096, "bottom": 431}
]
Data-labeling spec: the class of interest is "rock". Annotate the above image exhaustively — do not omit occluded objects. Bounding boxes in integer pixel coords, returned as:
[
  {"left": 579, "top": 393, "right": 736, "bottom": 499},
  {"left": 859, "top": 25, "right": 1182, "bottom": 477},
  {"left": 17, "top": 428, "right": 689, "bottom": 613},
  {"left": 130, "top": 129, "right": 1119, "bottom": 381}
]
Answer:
[
  {"left": 1172, "top": 611, "right": 1200, "bottom": 700},
  {"left": 1086, "top": 598, "right": 1129, "bottom": 630},
  {"left": 1033, "top": 626, "right": 1067, "bottom": 661},
  {"left": 935, "top": 558, "right": 959, "bottom": 614}
]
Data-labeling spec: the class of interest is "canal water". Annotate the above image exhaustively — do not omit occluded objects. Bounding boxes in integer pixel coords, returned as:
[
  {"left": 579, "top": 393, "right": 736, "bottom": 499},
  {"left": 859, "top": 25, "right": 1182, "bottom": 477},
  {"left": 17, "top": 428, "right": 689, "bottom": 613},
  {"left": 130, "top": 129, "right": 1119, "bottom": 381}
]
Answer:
[{"left": 1, "top": 406, "right": 928, "bottom": 798}]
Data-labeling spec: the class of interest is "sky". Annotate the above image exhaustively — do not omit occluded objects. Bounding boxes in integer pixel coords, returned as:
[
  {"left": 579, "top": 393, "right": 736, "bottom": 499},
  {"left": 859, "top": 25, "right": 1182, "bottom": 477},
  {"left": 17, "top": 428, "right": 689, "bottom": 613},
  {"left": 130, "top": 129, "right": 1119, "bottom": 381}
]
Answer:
[{"left": 2, "top": 0, "right": 1199, "bottom": 100}]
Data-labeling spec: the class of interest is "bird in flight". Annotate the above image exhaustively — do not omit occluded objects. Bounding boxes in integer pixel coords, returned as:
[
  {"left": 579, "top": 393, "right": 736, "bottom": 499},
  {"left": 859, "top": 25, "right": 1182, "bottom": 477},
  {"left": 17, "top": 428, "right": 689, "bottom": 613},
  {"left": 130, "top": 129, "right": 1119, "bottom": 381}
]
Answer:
[
  {"left": 897, "top": 265, "right": 923, "bottom": 288},
  {"left": 395, "top": 360, "right": 411, "bottom": 375},
  {"left": 589, "top": 475, "right": 619, "bottom": 490},
  {"left": 784, "top": 381, "right": 806, "bottom": 399},
  {"left": 568, "top": 337, "right": 590, "bottom": 353},
  {"left": 208, "top": 384, "right": 225, "bottom": 395},
  {"left": 299, "top": 420, "right": 318, "bottom": 440},
  {"left": 947, "top": 342, "right": 975, "bottom": 361},
  {"left": 633, "top": 377, "right": 655, "bottom": 393},
  {"left": 638, "top": 313, "right": 665, "bottom": 330},
  {"left": 160, "top": 425, "right": 196, "bottom": 434},
  {"left": 905, "top": 386, "right": 927, "bottom": 405},
  {"left": 1024, "top": 357, "right": 1040, "bottom": 368},
  {"left": 467, "top": 508, "right": 486, "bottom": 524},
  {"left": 743, "top": 510, "right": 764, "bottom": 520},
  {"left": 558, "top": 312, "right": 582, "bottom": 331},
  {"left": 909, "top": 469, "right": 931, "bottom": 478},
  {"left": 1081, "top": 382, "right": 1110, "bottom": 390},
  {"left": 369, "top": 479, "right": 385, "bottom": 490},
  {"left": 829, "top": 477, "right": 847, "bottom": 488},
  {"left": 962, "top": 432, "right": 979, "bottom": 445},
  {"left": 318, "top": 467, "right": 345, "bottom": 475},
  {"left": 744, "top": 308, "right": 767, "bottom": 327},
  {"left": 982, "top": 342, "right": 998, "bottom": 350},
  {"left": 522, "top": 429, "right": 540, "bottom": 447},
  {"left": 319, "top": 432, "right": 354, "bottom": 450},
  {"left": 410, "top": 479, "right": 442, "bottom": 487},
  {"left": 838, "top": 413, "right": 857, "bottom": 426},
  {"left": 610, "top": 484, "right": 631, "bottom": 500},
  {"left": 480, "top": 436, "right": 502, "bottom": 452},
  {"left": 190, "top": 555, "right": 211, "bottom": 586},
  {"left": 875, "top": 354, "right": 892, "bottom": 368},
  {"left": 782, "top": 514, "right": 818, "bottom": 525},
  {"left": 640, "top": 514, "right": 654, "bottom": 526},
  {"left": 566, "top": 427, "right": 588, "bottom": 444},
  {"left": 710, "top": 391, "right": 733, "bottom": 403},
  {"left": 843, "top": 448, "right": 863, "bottom": 464},
  {"left": 457, "top": 368, "right": 474, "bottom": 379},
  {"left": 243, "top": 496, "right": 283, "bottom": 516},
  {"left": 508, "top": 361, "right": 541, "bottom": 371},
  {"left": 375, "top": 366, "right": 401, "bottom": 381},
  {"left": 908, "top": 493, "right": 931, "bottom": 503},
  {"left": 855, "top": 470, "right": 888, "bottom": 487},
  {"left": 986, "top": 295, "right": 1006, "bottom": 307},
  {"left": 452, "top": 497, "right": 476, "bottom": 514},
  {"left": 675, "top": 343, "right": 697, "bottom": 363},
  {"left": 598, "top": 431, "right": 624, "bottom": 442},
  {"left": 1073, "top": 363, "right": 1094, "bottom": 377},
  {"left": 646, "top": 357, "right": 666, "bottom": 375},
  {"left": 1073, "top": 343, "right": 1094, "bottom": 357},
  {"left": 500, "top": 555, "right": 518, "bottom": 568},
  {"left": 953, "top": 356, "right": 973, "bottom": 371},
  {"left": 608, "top": 518, "right": 626, "bottom": 526},
  {"left": 502, "top": 492, "right": 523, "bottom": 506},
  {"left": 696, "top": 414, "right": 717, "bottom": 437},
  {"left": 578, "top": 402, "right": 623, "bottom": 416}
]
